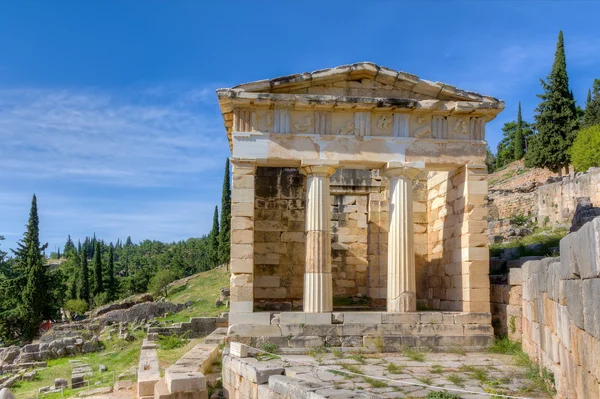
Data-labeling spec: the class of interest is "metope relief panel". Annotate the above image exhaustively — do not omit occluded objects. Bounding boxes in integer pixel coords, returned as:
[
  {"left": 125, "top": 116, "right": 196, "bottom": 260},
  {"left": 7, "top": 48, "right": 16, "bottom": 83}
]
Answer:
[
  {"left": 470, "top": 117, "right": 486, "bottom": 140},
  {"left": 432, "top": 116, "right": 448, "bottom": 139},
  {"left": 372, "top": 114, "right": 392, "bottom": 136},
  {"left": 393, "top": 114, "right": 410, "bottom": 138},
  {"left": 314, "top": 111, "right": 332, "bottom": 135},
  {"left": 273, "top": 108, "right": 291, "bottom": 134},
  {"left": 448, "top": 117, "right": 469, "bottom": 140},
  {"left": 291, "top": 111, "right": 314, "bottom": 134},
  {"left": 332, "top": 112, "right": 355, "bottom": 136},
  {"left": 411, "top": 115, "right": 432, "bottom": 138},
  {"left": 354, "top": 112, "right": 371, "bottom": 136}
]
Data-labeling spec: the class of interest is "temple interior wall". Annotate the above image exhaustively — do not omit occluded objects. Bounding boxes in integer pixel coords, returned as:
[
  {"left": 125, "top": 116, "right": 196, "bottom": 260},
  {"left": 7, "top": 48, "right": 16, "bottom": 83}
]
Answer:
[{"left": 253, "top": 166, "right": 430, "bottom": 310}]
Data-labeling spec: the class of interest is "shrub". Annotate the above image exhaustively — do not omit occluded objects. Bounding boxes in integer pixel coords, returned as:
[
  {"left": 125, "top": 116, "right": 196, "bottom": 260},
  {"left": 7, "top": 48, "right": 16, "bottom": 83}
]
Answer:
[
  {"left": 64, "top": 299, "right": 89, "bottom": 316},
  {"left": 149, "top": 269, "right": 177, "bottom": 298},
  {"left": 158, "top": 334, "right": 187, "bottom": 350},
  {"left": 571, "top": 125, "right": 600, "bottom": 172}
]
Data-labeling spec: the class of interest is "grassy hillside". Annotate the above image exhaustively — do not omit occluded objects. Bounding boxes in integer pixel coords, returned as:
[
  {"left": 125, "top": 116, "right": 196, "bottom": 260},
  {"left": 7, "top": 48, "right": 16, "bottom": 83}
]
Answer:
[{"left": 159, "top": 265, "right": 230, "bottom": 323}]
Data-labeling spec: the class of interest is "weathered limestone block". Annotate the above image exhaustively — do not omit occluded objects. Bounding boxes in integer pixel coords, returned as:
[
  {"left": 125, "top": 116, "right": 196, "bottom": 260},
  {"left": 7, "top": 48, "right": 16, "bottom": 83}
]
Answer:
[{"left": 583, "top": 278, "right": 600, "bottom": 339}]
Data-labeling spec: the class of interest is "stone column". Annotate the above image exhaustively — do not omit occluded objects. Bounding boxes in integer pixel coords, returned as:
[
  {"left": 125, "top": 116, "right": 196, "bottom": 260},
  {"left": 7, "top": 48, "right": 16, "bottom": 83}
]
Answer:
[
  {"left": 382, "top": 162, "right": 423, "bottom": 313},
  {"left": 229, "top": 159, "right": 256, "bottom": 316},
  {"left": 300, "top": 161, "right": 338, "bottom": 313}
]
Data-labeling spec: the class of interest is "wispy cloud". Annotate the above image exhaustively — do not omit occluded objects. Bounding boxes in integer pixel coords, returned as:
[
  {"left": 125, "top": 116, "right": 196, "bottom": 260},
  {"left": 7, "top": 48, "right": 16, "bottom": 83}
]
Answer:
[{"left": 0, "top": 86, "right": 228, "bottom": 187}]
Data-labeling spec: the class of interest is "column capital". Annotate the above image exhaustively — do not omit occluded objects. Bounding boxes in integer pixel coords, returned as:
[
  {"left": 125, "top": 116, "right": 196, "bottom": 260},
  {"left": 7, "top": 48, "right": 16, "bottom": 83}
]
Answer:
[
  {"left": 300, "top": 160, "right": 338, "bottom": 177},
  {"left": 381, "top": 161, "right": 424, "bottom": 180},
  {"left": 231, "top": 158, "right": 257, "bottom": 171}
]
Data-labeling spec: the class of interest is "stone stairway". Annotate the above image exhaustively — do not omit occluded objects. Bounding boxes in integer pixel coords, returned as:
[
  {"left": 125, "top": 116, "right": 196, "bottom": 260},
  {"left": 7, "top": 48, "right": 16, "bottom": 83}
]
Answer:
[{"left": 203, "top": 328, "right": 227, "bottom": 345}]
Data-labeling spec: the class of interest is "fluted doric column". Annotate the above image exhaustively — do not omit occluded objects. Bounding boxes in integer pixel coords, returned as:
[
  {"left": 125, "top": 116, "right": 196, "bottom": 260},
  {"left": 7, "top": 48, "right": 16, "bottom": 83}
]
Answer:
[
  {"left": 300, "top": 161, "right": 338, "bottom": 313},
  {"left": 382, "top": 162, "right": 423, "bottom": 313}
]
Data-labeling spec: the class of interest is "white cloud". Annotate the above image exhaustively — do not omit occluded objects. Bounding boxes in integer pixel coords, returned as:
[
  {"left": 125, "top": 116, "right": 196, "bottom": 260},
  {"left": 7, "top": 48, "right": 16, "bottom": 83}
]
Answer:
[{"left": 0, "top": 86, "right": 229, "bottom": 187}]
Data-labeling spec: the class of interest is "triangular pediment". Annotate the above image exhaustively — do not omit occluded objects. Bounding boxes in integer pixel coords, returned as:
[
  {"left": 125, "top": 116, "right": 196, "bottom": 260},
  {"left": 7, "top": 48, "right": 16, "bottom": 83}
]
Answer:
[{"left": 230, "top": 62, "right": 499, "bottom": 103}]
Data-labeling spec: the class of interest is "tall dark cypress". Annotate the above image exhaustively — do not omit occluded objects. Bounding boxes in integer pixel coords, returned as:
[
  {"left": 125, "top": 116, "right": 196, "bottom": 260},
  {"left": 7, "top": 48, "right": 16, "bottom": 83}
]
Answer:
[
  {"left": 527, "top": 31, "right": 579, "bottom": 174},
  {"left": 17, "top": 195, "right": 51, "bottom": 340},
  {"left": 80, "top": 250, "right": 90, "bottom": 305},
  {"left": 514, "top": 102, "right": 525, "bottom": 160},
  {"left": 218, "top": 158, "right": 231, "bottom": 265},
  {"left": 106, "top": 244, "right": 116, "bottom": 301},
  {"left": 92, "top": 241, "right": 103, "bottom": 296},
  {"left": 210, "top": 206, "right": 220, "bottom": 267},
  {"left": 583, "top": 79, "right": 600, "bottom": 128}
]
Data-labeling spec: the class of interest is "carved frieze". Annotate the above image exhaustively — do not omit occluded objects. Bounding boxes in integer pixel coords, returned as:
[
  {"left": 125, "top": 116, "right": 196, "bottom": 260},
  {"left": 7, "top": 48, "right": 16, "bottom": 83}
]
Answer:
[
  {"left": 412, "top": 116, "right": 432, "bottom": 138},
  {"left": 233, "top": 108, "right": 252, "bottom": 132},
  {"left": 432, "top": 116, "right": 447, "bottom": 139},
  {"left": 314, "top": 111, "right": 332, "bottom": 135},
  {"left": 274, "top": 108, "right": 290, "bottom": 134},
  {"left": 393, "top": 114, "right": 410, "bottom": 138},
  {"left": 470, "top": 117, "right": 486, "bottom": 140},
  {"left": 354, "top": 112, "right": 370, "bottom": 136}
]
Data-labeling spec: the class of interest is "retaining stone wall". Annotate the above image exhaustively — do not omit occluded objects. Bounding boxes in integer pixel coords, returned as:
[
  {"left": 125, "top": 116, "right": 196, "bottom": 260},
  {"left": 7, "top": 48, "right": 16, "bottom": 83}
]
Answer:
[{"left": 491, "top": 217, "right": 600, "bottom": 398}]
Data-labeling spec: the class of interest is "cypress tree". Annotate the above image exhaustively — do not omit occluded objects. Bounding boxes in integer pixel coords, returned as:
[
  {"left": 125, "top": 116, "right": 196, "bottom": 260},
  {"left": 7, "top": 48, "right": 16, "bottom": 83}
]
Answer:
[
  {"left": 210, "top": 206, "right": 220, "bottom": 267},
  {"left": 80, "top": 250, "right": 90, "bottom": 305},
  {"left": 583, "top": 79, "right": 600, "bottom": 128},
  {"left": 106, "top": 244, "right": 117, "bottom": 301},
  {"left": 218, "top": 158, "right": 231, "bottom": 265},
  {"left": 93, "top": 241, "right": 103, "bottom": 296},
  {"left": 16, "top": 195, "right": 51, "bottom": 340},
  {"left": 526, "top": 31, "right": 579, "bottom": 174},
  {"left": 514, "top": 102, "right": 525, "bottom": 160}
]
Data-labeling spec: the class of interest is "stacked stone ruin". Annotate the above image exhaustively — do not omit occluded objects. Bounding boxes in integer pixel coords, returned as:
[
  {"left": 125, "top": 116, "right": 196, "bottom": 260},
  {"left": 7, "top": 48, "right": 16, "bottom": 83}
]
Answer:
[{"left": 216, "top": 62, "right": 505, "bottom": 348}]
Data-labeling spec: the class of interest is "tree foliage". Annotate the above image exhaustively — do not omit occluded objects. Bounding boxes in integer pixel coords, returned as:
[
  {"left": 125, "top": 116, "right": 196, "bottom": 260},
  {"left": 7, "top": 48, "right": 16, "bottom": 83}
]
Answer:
[
  {"left": 514, "top": 102, "right": 525, "bottom": 160},
  {"left": 149, "top": 268, "right": 176, "bottom": 298},
  {"left": 496, "top": 120, "right": 534, "bottom": 169},
  {"left": 92, "top": 241, "right": 103, "bottom": 296},
  {"left": 582, "top": 79, "right": 600, "bottom": 128},
  {"left": 209, "top": 206, "right": 220, "bottom": 267},
  {"left": 218, "top": 158, "right": 231, "bottom": 265},
  {"left": 526, "top": 31, "right": 579, "bottom": 173},
  {"left": 570, "top": 125, "right": 600, "bottom": 172}
]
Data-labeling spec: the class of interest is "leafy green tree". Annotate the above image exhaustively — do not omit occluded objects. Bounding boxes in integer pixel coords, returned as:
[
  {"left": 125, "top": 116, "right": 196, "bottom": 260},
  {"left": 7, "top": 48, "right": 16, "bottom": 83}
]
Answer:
[
  {"left": 64, "top": 299, "right": 88, "bottom": 319},
  {"left": 149, "top": 268, "right": 176, "bottom": 298},
  {"left": 92, "top": 241, "right": 103, "bottom": 296},
  {"left": 570, "top": 125, "right": 600, "bottom": 172},
  {"left": 106, "top": 244, "right": 117, "bottom": 302},
  {"left": 16, "top": 195, "right": 52, "bottom": 340},
  {"left": 64, "top": 235, "right": 76, "bottom": 258},
  {"left": 526, "top": 31, "right": 579, "bottom": 174},
  {"left": 582, "top": 79, "right": 600, "bottom": 128},
  {"left": 209, "top": 206, "right": 220, "bottom": 267},
  {"left": 218, "top": 158, "right": 231, "bottom": 265},
  {"left": 79, "top": 250, "right": 90, "bottom": 305},
  {"left": 496, "top": 120, "right": 534, "bottom": 169},
  {"left": 514, "top": 103, "right": 525, "bottom": 160}
]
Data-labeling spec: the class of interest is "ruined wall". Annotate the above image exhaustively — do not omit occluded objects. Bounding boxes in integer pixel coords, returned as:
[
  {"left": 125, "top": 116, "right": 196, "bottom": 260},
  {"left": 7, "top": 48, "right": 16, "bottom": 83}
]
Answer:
[
  {"left": 498, "top": 218, "right": 600, "bottom": 399},
  {"left": 537, "top": 167, "right": 600, "bottom": 228},
  {"left": 253, "top": 167, "right": 429, "bottom": 309},
  {"left": 427, "top": 166, "right": 489, "bottom": 312}
]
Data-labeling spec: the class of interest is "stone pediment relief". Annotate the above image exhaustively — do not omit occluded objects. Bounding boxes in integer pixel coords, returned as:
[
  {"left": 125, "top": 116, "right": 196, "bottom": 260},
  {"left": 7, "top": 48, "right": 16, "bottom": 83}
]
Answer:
[{"left": 218, "top": 62, "right": 503, "bottom": 149}]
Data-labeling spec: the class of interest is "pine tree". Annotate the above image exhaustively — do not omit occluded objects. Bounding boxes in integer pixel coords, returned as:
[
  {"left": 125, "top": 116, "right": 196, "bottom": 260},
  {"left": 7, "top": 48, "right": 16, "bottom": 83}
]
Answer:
[
  {"left": 210, "top": 206, "right": 220, "bottom": 267},
  {"left": 15, "top": 195, "right": 51, "bottom": 340},
  {"left": 526, "top": 31, "right": 579, "bottom": 174},
  {"left": 106, "top": 244, "right": 117, "bottom": 301},
  {"left": 92, "top": 241, "right": 103, "bottom": 296},
  {"left": 218, "top": 158, "right": 231, "bottom": 265},
  {"left": 80, "top": 250, "right": 90, "bottom": 305},
  {"left": 583, "top": 79, "right": 600, "bottom": 128},
  {"left": 514, "top": 102, "right": 525, "bottom": 160}
]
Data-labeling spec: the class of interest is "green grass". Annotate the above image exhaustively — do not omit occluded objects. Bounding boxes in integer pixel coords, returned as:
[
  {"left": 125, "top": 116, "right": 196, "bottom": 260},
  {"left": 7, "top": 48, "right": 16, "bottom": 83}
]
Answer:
[
  {"left": 386, "top": 362, "right": 404, "bottom": 374},
  {"left": 430, "top": 364, "right": 444, "bottom": 374},
  {"left": 157, "top": 338, "right": 203, "bottom": 370},
  {"left": 10, "top": 332, "right": 144, "bottom": 398},
  {"left": 158, "top": 266, "right": 230, "bottom": 323},
  {"left": 158, "top": 334, "right": 187, "bottom": 350},
  {"left": 417, "top": 376, "right": 433, "bottom": 385},
  {"left": 339, "top": 363, "right": 362, "bottom": 375},
  {"left": 488, "top": 336, "right": 521, "bottom": 355},
  {"left": 489, "top": 227, "right": 567, "bottom": 258},
  {"left": 363, "top": 376, "right": 388, "bottom": 388},
  {"left": 332, "top": 348, "right": 344, "bottom": 359},
  {"left": 402, "top": 347, "right": 426, "bottom": 362},
  {"left": 425, "top": 391, "right": 462, "bottom": 399},
  {"left": 348, "top": 353, "right": 367, "bottom": 364},
  {"left": 446, "top": 373, "right": 465, "bottom": 387}
]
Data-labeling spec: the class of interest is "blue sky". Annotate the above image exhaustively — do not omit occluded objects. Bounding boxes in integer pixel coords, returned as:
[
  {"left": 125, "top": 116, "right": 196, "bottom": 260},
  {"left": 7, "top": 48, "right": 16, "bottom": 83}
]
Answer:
[{"left": 1, "top": 1, "right": 600, "bottom": 252}]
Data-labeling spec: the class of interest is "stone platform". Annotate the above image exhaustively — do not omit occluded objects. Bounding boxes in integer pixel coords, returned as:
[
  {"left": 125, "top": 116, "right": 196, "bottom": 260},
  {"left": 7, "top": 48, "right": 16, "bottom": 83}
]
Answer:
[{"left": 227, "top": 311, "right": 493, "bottom": 351}]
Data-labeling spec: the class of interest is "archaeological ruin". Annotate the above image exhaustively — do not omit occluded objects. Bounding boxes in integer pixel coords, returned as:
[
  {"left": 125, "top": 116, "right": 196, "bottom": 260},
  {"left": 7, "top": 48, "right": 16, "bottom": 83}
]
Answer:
[{"left": 217, "top": 62, "right": 505, "bottom": 348}]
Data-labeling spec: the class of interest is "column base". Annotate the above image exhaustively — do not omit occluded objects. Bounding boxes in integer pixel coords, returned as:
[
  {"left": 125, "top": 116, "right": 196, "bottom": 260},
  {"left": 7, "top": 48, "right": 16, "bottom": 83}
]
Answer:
[
  {"left": 303, "top": 273, "right": 332, "bottom": 313},
  {"left": 387, "top": 291, "right": 416, "bottom": 313}
]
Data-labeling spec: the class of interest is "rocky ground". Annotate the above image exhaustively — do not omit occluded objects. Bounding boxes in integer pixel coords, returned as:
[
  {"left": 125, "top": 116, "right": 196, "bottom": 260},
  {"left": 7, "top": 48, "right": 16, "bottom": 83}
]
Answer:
[{"left": 229, "top": 349, "right": 551, "bottom": 399}]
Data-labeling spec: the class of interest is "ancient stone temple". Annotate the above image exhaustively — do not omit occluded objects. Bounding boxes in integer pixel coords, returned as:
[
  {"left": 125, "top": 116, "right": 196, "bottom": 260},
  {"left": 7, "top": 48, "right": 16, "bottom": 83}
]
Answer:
[{"left": 217, "top": 62, "right": 504, "bottom": 349}]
